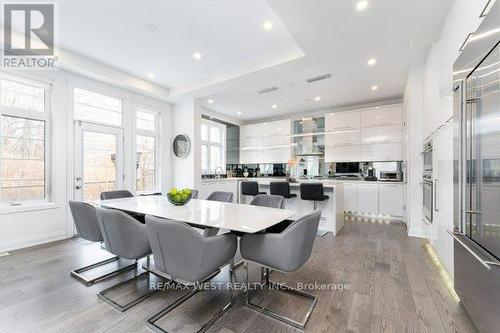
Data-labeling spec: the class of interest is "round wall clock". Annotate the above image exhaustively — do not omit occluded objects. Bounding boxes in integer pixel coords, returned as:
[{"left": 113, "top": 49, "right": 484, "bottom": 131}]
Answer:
[{"left": 173, "top": 134, "right": 191, "bottom": 158}]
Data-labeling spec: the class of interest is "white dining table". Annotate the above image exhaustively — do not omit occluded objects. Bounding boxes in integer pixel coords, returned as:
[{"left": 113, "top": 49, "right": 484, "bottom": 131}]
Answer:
[{"left": 99, "top": 195, "right": 295, "bottom": 234}]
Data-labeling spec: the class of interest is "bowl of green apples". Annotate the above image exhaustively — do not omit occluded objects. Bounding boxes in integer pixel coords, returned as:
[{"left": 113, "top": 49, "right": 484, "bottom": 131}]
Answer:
[{"left": 167, "top": 188, "right": 193, "bottom": 206}]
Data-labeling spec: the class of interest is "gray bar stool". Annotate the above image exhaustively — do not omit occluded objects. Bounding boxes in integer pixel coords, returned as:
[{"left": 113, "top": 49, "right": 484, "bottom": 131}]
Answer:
[
  {"left": 145, "top": 215, "right": 237, "bottom": 333},
  {"left": 270, "top": 181, "right": 297, "bottom": 199},
  {"left": 299, "top": 183, "right": 329, "bottom": 236},
  {"left": 240, "top": 210, "right": 321, "bottom": 329},
  {"left": 68, "top": 201, "right": 136, "bottom": 285},
  {"left": 241, "top": 181, "right": 266, "bottom": 203},
  {"left": 95, "top": 207, "right": 157, "bottom": 312}
]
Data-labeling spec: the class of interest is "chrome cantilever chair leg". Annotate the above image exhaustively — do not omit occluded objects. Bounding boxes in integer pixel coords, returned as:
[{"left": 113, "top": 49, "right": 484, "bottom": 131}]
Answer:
[
  {"left": 97, "top": 256, "right": 159, "bottom": 312},
  {"left": 70, "top": 256, "right": 137, "bottom": 286},
  {"left": 314, "top": 202, "right": 329, "bottom": 237},
  {"left": 147, "top": 262, "right": 234, "bottom": 333},
  {"left": 245, "top": 263, "right": 318, "bottom": 330}
]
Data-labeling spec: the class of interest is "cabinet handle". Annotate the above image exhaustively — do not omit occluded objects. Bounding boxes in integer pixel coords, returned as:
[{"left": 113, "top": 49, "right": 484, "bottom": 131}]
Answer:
[{"left": 434, "top": 179, "right": 439, "bottom": 212}]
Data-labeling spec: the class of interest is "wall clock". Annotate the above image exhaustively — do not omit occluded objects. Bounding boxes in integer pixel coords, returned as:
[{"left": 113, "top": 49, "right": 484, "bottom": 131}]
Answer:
[{"left": 173, "top": 134, "right": 191, "bottom": 158}]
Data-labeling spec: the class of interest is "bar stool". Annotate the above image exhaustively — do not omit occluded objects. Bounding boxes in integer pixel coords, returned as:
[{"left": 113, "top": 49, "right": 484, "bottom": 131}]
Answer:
[
  {"left": 270, "top": 181, "right": 297, "bottom": 199},
  {"left": 299, "top": 183, "right": 329, "bottom": 236},
  {"left": 241, "top": 181, "right": 266, "bottom": 203}
]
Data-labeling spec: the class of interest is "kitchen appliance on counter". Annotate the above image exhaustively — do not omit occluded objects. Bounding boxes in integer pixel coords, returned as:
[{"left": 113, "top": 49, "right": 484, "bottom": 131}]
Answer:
[
  {"left": 451, "top": 2, "right": 500, "bottom": 332},
  {"left": 364, "top": 168, "right": 377, "bottom": 181},
  {"left": 379, "top": 171, "right": 402, "bottom": 182}
]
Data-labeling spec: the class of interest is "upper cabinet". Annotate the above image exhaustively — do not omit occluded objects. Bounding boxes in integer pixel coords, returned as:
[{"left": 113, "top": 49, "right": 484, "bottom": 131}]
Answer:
[
  {"left": 361, "top": 125, "right": 403, "bottom": 144},
  {"left": 239, "top": 119, "right": 291, "bottom": 164},
  {"left": 325, "top": 111, "right": 360, "bottom": 130},
  {"left": 361, "top": 105, "right": 403, "bottom": 127}
]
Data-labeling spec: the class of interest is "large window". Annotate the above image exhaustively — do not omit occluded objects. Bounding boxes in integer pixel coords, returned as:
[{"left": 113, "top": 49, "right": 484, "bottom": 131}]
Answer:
[
  {"left": 74, "top": 88, "right": 122, "bottom": 126},
  {"left": 136, "top": 108, "right": 159, "bottom": 192},
  {"left": 0, "top": 76, "right": 49, "bottom": 204},
  {"left": 201, "top": 119, "right": 226, "bottom": 174}
]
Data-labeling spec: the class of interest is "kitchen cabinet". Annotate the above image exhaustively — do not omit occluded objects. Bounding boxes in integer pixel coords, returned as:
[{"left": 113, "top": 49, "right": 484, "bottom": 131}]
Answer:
[
  {"left": 356, "top": 183, "right": 379, "bottom": 214},
  {"left": 379, "top": 183, "right": 404, "bottom": 216},
  {"left": 325, "top": 128, "right": 361, "bottom": 146},
  {"left": 325, "top": 111, "right": 361, "bottom": 130},
  {"left": 343, "top": 183, "right": 358, "bottom": 212},
  {"left": 325, "top": 145, "right": 361, "bottom": 162},
  {"left": 361, "top": 105, "right": 403, "bottom": 127},
  {"left": 240, "top": 119, "right": 291, "bottom": 164},
  {"left": 361, "top": 125, "right": 402, "bottom": 144},
  {"left": 361, "top": 142, "right": 403, "bottom": 161}
]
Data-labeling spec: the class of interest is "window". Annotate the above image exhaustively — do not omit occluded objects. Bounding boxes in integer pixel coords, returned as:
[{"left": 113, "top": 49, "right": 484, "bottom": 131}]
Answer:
[
  {"left": 200, "top": 119, "right": 225, "bottom": 174},
  {"left": 135, "top": 108, "right": 159, "bottom": 192},
  {"left": 74, "top": 88, "right": 122, "bottom": 126},
  {"left": 0, "top": 77, "right": 49, "bottom": 204}
]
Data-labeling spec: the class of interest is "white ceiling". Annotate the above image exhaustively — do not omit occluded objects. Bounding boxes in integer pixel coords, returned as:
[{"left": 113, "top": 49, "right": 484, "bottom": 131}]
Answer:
[
  {"left": 59, "top": 0, "right": 303, "bottom": 88},
  {"left": 57, "top": 0, "right": 453, "bottom": 120}
]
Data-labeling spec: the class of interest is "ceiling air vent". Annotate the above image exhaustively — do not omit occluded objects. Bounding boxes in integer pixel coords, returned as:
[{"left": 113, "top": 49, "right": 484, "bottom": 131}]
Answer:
[
  {"left": 306, "top": 73, "right": 332, "bottom": 83},
  {"left": 258, "top": 86, "right": 278, "bottom": 94}
]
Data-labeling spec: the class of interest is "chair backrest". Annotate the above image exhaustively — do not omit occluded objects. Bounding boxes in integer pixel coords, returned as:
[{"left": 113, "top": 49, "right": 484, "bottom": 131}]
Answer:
[
  {"left": 282, "top": 210, "right": 321, "bottom": 270},
  {"left": 146, "top": 216, "right": 237, "bottom": 282},
  {"left": 241, "top": 181, "right": 259, "bottom": 196},
  {"left": 250, "top": 194, "right": 284, "bottom": 209},
  {"left": 100, "top": 190, "right": 134, "bottom": 201},
  {"left": 270, "top": 182, "right": 291, "bottom": 198},
  {"left": 69, "top": 201, "right": 102, "bottom": 242},
  {"left": 206, "top": 191, "right": 233, "bottom": 203},
  {"left": 95, "top": 207, "right": 151, "bottom": 259},
  {"left": 299, "top": 183, "right": 324, "bottom": 201}
]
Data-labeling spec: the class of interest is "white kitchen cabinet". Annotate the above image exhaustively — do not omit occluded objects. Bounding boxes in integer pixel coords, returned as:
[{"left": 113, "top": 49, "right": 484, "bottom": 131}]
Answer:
[
  {"left": 361, "top": 105, "right": 403, "bottom": 128},
  {"left": 240, "top": 119, "right": 290, "bottom": 164},
  {"left": 325, "top": 111, "right": 361, "bottom": 131},
  {"left": 325, "top": 145, "right": 361, "bottom": 162},
  {"left": 343, "top": 183, "right": 358, "bottom": 212},
  {"left": 361, "top": 142, "right": 403, "bottom": 161},
  {"left": 361, "top": 125, "right": 402, "bottom": 144},
  {"left": 379, "top": 183, "right": 404, "bottom": 216},
  {"left": 356, "top": 183, "right": 379, "bottom": 214},
  {"left": 325, "top": 128, "right": 361, "bottom": 146}
]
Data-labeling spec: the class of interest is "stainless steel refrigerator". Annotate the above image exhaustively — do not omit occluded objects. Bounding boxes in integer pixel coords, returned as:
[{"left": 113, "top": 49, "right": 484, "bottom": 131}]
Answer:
[{"left": 452, "top": 2, "right": 500, "bottom": 332}]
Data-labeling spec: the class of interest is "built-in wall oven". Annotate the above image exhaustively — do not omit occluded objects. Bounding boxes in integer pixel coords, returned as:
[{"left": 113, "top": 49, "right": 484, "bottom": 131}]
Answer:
[
  {"left": 422, "top": 171, "right": 433, "bottom": 223},
  {"left": 451, "top": 2, "right": 500, "bottom": 332},
  {"left": 423, "top": 141, "right": 433, "bottom": 172}
]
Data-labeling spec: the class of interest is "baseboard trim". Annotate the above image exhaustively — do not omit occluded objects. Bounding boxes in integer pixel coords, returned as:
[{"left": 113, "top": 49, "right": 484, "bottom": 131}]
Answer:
[{"left": 0, "top": 230, "right": 68, "bottom": 253}]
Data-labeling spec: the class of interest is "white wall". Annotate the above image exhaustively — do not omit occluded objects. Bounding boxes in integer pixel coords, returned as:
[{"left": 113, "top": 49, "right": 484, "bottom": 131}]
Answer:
[
  {"left": 0, "top": 70, "right": 172, "bottom": 253},
  {"left": 405, "top": 0, "right": 490, "bottom": 273},
  {"left": 171, "top": 100, "right": 202, "bottom": 190}
]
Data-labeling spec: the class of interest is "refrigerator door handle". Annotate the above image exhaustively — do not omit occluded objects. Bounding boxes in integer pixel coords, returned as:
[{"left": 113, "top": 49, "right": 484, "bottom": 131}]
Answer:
[
  {"left": 448, "top": 230, "right": 500, "bottom": 270},
  {"left": 434, "top": 179, "right": 439, "bottom": 211}
]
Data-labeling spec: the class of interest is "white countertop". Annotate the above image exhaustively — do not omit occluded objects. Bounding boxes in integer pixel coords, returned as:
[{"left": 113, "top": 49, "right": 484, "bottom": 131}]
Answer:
[
  {"left": 100, "top": 196, "right": 295, "bottom": 234},
  {"left": 201, "top": 177, "right": 404, "bottom": 186}
]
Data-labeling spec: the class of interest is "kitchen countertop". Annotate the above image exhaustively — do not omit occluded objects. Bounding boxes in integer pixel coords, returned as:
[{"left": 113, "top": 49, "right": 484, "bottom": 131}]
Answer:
[{"left": 201, "top": 177, "right": 404, "bottom": 185}]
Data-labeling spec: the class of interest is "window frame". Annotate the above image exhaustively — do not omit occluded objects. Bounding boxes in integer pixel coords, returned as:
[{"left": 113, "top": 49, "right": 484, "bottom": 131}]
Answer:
[
  {"left": 201, "top": 119, "right": 226, "bottom": 174},
  {"left": 0, "top": 74, "right": 51, "bottom": 206},
  {"left": 134, "top": 105, "right": 161, "bottom": 193}
]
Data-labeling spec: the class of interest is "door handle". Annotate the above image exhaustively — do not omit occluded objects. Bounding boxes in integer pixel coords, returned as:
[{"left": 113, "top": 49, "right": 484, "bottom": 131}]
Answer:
[
  {"left": 447, "top": 229, "right": 500, "bottom": 270},
  {"left": 465, "top": 210, "right": 481, "bottom": 215},
  {"left": 75, "top": 177, "right": 82, "bottom": 190}
]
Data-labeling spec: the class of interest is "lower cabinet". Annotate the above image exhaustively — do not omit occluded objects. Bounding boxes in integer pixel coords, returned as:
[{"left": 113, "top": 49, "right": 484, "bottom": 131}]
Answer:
[
  {"left": 343, "top": 182, "right": 404, "bottom": 217},
  {"left": 357, "top": 183, "right": 379, "bottom": 214},
  {"left": 378, "top": 183, "right": 404, "bottom": 216}
]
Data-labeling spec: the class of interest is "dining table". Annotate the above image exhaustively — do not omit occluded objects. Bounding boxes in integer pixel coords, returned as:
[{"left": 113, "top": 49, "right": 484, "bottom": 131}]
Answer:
[{"left": 99, "top": 195, "right": 295, "bottom": 279}]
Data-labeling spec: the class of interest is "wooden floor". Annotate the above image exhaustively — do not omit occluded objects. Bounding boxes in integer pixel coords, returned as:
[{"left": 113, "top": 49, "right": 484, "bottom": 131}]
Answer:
[{"left": 0, "top": 216, "right": 477, "bottom": 333}]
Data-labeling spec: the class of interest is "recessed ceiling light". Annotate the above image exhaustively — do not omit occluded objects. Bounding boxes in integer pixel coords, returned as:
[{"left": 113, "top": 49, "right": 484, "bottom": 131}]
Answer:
[
  {"left": 263, "top": 21, "right": 273, "bottom": 30},
  {"left": 315, "top": 96, "right": 321, "bottom": 101},
  {"left": 356, "top": 0, "right": 369, "bottom": 11},
  {"left": 371, "top": 85, "right": 379, "bottom": 91},
  {"left": 193, "top": 52, "right": 202, "bottom": 60},
  {"left": 148, "top": 73, "right": 155, "bottom": 78},
  {"left": 237, "top": 112, "right": 242, "bottom": 115},
  {"left": 367, "top": 58, "right": 377, "bottom": 66},
  {"left": 272, "top": 104, "right": 277, "bottom": 109},
  {"left": 208, "top": 99, "right": 214, "bottom": 104}
]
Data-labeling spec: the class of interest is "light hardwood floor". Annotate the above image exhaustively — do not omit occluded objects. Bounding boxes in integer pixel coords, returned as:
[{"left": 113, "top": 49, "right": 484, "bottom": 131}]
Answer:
[{"left": 0, "top": 217, "right": 477, "bottom": 333}]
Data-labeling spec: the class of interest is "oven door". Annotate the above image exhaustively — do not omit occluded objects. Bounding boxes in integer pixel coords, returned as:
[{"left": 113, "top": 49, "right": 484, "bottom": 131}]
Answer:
[{"left": 423, "top": 179, "right": 433, "bottom": 223}]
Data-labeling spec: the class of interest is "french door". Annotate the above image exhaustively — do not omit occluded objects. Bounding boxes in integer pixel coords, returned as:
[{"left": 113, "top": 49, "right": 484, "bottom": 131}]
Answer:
[{"left": 74, "top": 121, "right": 124, "bottom": 202}]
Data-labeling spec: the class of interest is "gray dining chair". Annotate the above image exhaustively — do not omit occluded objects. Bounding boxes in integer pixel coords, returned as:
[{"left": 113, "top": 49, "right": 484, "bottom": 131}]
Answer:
[
  {"left": 206, "top": 191, "right": 233, "bottom": 203},
  {"left": 250, "top": 194, "right": 284, "bottom": 209},
  {"left": 145, "top": 215, "right": 237, "bottom": 333},
  {"left": 68, "top": 201, "right": 136, "bottom": 285},
  {"left": 100, "top": 190, "right": 134, "bottom": 200},
  {"left": 239, "top": 210, "right": 321, "bottom": 329},
  {"left": 95, "top": 207, "right": 157, "bottom": 312}
]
